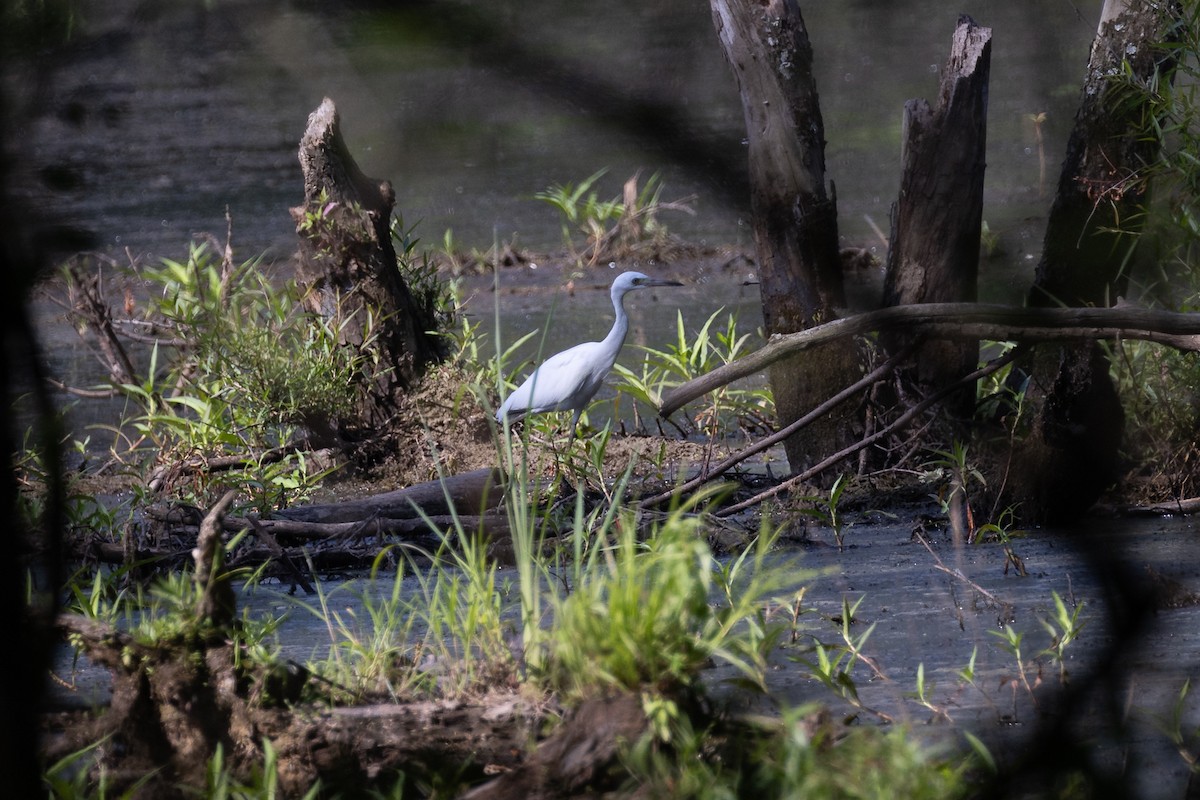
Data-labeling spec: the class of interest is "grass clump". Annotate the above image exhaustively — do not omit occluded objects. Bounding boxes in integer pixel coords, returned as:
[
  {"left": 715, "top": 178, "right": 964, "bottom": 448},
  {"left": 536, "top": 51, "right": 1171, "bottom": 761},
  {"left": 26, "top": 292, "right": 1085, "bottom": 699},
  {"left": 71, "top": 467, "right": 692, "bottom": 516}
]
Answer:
[{"left": 535, "top": 168, "right": 695, "bottom": 266}]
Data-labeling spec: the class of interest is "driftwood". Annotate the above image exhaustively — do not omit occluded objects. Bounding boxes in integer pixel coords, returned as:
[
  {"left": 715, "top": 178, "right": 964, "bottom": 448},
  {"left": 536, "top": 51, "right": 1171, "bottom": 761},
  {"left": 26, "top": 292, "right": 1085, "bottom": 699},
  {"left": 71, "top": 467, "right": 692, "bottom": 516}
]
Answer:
[{"left": 660, "top": 302, "right": 1200, "bottom": 417}]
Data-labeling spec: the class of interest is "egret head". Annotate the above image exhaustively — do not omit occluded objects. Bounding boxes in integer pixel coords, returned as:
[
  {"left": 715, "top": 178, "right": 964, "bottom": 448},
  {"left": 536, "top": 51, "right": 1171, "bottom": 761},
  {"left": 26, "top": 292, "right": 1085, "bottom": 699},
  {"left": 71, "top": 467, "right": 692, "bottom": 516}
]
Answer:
[{"left": 611, "top": 271, "right": 684, "bottom": 295}]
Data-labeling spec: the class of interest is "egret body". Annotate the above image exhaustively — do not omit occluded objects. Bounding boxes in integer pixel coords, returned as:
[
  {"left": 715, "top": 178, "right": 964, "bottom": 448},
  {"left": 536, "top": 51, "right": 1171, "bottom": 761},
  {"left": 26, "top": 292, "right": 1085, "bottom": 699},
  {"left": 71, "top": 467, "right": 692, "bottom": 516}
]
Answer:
[{"left": 496, "top": 271, "right": 683, "bottom": 435}]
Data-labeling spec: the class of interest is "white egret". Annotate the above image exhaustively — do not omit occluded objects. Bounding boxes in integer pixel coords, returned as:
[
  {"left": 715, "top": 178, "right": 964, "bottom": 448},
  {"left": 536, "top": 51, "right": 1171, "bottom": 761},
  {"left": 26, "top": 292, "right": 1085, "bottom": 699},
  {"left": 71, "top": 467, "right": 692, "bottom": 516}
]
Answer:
[{"left": 496, "top": 271, "right": 684, "bottom": 436}]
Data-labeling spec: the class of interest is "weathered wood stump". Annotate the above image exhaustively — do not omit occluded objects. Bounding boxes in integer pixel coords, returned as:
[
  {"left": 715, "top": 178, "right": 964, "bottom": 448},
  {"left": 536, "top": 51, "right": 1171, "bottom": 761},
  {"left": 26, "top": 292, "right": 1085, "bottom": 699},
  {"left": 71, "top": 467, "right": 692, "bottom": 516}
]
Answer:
[
  {"left": 290, "top": 97, "right": 443, "bottom": 445},
  {"left": 709, "top": 0, "right": 858, "bottom": 478},
  {"left": 883, "top": 16, "right": 991, "bottom": 415},
  {"left": 1014, "top": 0, "right": 1184, "bottom": 522}
]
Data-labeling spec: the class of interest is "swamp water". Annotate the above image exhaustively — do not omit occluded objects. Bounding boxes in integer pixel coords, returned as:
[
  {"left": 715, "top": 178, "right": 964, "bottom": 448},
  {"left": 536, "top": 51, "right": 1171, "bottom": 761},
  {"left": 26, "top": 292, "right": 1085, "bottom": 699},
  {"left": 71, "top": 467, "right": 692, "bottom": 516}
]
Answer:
[
  {"left": 17, "top": 0, "right": 1200, "bottom": 793},
  {"left": 50, "top": 513, "right": 1200, "bottom": 796}
]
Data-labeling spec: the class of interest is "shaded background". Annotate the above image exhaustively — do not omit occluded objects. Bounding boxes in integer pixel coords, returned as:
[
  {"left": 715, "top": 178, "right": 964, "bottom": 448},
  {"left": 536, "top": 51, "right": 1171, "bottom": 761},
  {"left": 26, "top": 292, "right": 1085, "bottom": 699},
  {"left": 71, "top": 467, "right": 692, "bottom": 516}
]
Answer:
[{"left": 8, "top": 0, "right": 1100, "bottom": 282}]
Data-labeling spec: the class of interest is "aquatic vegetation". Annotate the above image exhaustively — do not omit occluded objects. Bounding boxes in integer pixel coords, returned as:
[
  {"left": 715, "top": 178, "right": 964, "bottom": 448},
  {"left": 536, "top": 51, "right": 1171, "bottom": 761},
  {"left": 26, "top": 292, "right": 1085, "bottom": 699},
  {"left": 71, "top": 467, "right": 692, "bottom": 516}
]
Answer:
[
  {"left": 535, "top": 169, "right": 695, "bottom": 266},
  {"left": 612, "top": 307, "right": 775, "bottom": 438}
]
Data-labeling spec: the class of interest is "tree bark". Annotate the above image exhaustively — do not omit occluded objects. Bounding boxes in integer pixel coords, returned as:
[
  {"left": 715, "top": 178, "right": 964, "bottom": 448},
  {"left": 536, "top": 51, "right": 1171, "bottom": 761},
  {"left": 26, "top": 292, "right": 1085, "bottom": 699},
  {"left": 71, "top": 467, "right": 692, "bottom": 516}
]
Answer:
[
  {"left": 710, "top": 0, "right": 856, "bottom": 477},
  {"left": 1016, "top": 0, "right": 1184, "bottom": 523},
  {"left": 883, "top": 16, "right": 991, "bottom": 413},
  {"left": 1031, "top": 0, "right": 1183, "bottom": 310},
  {"left": 290, "top": 97, "right": 443, "bottom": 442}
]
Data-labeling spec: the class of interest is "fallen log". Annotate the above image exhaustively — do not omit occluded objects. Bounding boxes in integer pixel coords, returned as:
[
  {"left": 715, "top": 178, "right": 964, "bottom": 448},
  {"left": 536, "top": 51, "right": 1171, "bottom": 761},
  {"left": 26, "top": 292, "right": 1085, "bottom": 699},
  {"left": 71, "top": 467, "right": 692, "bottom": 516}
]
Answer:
[
  {"left": 52, "top": 613, "right": 550, "bottom": 796},
  {"left": 461, "top": 693, "right": 648, "bottom": 800},
  {"left": 275, "top": 467, "right": 505, "bottom": 523},
  {"left": 659, "top": 302, "right": 1200, "bottom": 416}
]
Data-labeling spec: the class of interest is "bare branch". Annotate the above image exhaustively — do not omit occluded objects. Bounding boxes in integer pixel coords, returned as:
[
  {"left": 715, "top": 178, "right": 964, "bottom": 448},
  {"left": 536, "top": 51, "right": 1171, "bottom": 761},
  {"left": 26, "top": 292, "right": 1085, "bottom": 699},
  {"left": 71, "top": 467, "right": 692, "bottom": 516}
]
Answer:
[
  {"left": 660, "top": 302, "right": 1200, "bottom": 416},
  {"left": 715, "top": 346, "right": 1022, "bottom": 517}
]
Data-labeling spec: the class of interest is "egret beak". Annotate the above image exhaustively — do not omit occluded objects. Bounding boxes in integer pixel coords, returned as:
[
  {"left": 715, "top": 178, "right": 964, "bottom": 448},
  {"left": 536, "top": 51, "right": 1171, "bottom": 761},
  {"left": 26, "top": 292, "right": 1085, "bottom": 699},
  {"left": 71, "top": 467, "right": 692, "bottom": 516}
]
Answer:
[{"left": 637, "top": 277, "right": 684, "bottom": 288}]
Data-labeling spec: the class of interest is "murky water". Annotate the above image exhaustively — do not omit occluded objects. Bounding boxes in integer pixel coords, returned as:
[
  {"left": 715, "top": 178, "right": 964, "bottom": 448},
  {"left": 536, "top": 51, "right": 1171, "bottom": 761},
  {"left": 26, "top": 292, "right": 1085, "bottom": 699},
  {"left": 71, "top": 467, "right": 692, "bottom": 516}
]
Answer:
[
  {"left": 13, "top": 0, "right": 1100, "bottom": 293},
  {"left": 50, "top": 511, "right": 1200, "bottom": 794}
]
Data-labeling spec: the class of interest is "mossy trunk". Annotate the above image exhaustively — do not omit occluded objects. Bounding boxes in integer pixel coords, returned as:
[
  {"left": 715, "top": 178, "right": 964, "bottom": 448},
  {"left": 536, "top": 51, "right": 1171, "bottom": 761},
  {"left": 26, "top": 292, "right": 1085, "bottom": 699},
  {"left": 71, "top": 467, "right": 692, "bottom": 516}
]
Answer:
[
  {"left": 290, "top": 98, "right": 442, "bottom": 444},
  {"left": 1013, "top": 0, "right": 1183, "bottom": 523}
]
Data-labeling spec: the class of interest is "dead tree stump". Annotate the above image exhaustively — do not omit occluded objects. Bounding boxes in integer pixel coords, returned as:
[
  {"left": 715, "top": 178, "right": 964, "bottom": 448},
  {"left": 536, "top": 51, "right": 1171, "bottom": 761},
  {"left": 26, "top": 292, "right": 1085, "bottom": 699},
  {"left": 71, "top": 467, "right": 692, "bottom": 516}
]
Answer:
[
  {"left": 883, "top": 16, "right": 991, "bottom": 416},
  {"left": 290, "top": 97, "right": 442, "bottom": 443},
  {"left": 710, "top": 0, "right": 858, "bottom": 477},
  {"left": 1012, "top": 0, "right": 1184, "bottom": 523}
]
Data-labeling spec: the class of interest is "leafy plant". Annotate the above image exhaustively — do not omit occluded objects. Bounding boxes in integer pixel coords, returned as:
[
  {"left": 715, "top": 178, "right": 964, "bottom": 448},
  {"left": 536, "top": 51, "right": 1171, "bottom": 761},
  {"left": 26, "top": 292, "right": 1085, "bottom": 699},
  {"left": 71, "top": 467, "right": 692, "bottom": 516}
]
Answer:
[
  {"left": 542, "top": 486, "right": 794, "bottom": 701},
  {"left": 1038, "top": 590, "right": 1087, "bottom": 685},
  {"left": 796, "top": 474, "right": 851, "bottom": 551},
  {"left": 535, "top": 169, "right": 693, "bottom": 266},
  {"left": 1151, "top": 679, "right": 1200, "bottom": 775},
  {"left": 926, "top": 442, "right": 986, "bottom": 539},
  {"left": 302, "top": 549, "right": 429, "bottom": 702},
  {"left": 990, "top": 624, "right": 1038, "bottom": 712},
  {"left": 795, "top": 596, "right": 885, "bottom": 718},
  {"left": 612, "top": 308, "right": 774, "bottom": 438}
]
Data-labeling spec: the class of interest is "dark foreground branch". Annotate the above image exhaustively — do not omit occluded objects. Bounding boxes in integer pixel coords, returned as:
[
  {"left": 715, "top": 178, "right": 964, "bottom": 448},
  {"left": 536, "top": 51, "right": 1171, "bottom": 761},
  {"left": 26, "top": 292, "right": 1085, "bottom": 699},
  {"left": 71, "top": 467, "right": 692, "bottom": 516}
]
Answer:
[{"left": 660, "top": 303, "right": 1200, "bottom": 416}]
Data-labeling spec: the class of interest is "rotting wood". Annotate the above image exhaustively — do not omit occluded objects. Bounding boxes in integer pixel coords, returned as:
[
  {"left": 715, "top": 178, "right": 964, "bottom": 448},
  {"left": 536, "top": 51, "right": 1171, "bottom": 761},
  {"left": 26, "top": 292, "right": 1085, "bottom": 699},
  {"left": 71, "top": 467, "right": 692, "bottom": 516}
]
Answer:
[
  {"left": 275, "top": 466, "right": 505, "bottom": 523},
  {"left": 709, "top": 0, "right": 858, "bottom": 477},
  {"left": 461, "top": 693, "right": 648, "bottom": 800},
  {"left": 291, "top": 97, "right": 444, "bottom": 443},
  {"left": 883, "top": 16, "right": 991, "bottom": 410},
  {"left": 659, "top": 302, "right": 1200, "bottom": 417},
  {"left": 51, "top": 611, "right": 550, "bottom": 797},
  {"left": 1016, "top": 0, "right": 1185, "bottom": 523},
  {"left": 194, "top": 490, "right": 238, "bottom": 627}
]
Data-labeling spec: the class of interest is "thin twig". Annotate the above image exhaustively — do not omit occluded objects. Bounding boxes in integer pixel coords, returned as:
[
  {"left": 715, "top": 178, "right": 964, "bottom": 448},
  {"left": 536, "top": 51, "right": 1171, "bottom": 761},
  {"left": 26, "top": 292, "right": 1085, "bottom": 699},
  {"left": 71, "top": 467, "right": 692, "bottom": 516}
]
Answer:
[
  {"left": 715, "top": 347, "right": 1022, "bottom": 516},
  {"left": 641, "top": 342, "right": 918, "bottom": 509}
]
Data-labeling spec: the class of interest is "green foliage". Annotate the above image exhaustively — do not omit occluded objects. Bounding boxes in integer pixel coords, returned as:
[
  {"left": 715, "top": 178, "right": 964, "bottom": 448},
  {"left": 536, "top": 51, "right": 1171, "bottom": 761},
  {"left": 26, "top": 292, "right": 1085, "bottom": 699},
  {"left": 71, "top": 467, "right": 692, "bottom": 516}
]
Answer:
[
  {"left": 44, "top": 736, "right": 154, "bottom": 799},
  {"left": 795, "top": 595, "right": 879, "bottom": 715},
  {"left": 612, "top": 308, "right": 774, "bottom": 437},
  {"left": 1152, "top": 679, "right": 1200, "bottom": 774},
  {"left": 302, "top": 550, "right": 430, "bottom": 702},
  {"left": 623, "top": 703, "right": 968, "bottom": 799},
  {"left": 1038, "top": 590, "right": 1087, "bottom": 685},
  {"left": 543, "top": 494, "right": 793, "bottom": 700},
  {"left": 201, "top": 739, "right": 321, "bottom": 800},
  {"left": 140, "top": 242, "right": 363, "bottom": 434},
  {"left": 535, "top": 169, "right": 693, "bottom": 265},
  {"left": 1110, "top": 1, "right": 1200, "bottom": 280},
  {"left": 58, "top": 242, "right": 359, "bottom": 508},
  {"left": 925, "top": 442, "right": 992, "bottom": 540},
  {"left": 795, "top": 474, "right": 851, "bottom": 551},
  {"left": 1104, "top": 6, "right": 1200, "bottom": 494},
  {"left": 536, "top": 168, "right": 622, "bottom": 261},
  {"left": 1110, "top": 338, "right": 1200, "bottom": 496}
]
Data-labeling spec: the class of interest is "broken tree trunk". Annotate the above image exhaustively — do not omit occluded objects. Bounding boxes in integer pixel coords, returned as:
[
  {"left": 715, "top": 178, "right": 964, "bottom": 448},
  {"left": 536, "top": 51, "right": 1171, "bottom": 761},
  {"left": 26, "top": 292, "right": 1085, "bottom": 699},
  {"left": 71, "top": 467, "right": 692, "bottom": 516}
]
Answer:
[
  {"left": 710, "top": 0, "right": 858, "bottom": 478},
  {"left": 883, "top": 16, "right": 991, "bottom": 415},
  {"left": 291, "top": 97, "right": 443, "bottom": 444},
  {"left": 1015, "top": 0, "right": 1184, "bottom": 523}
]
